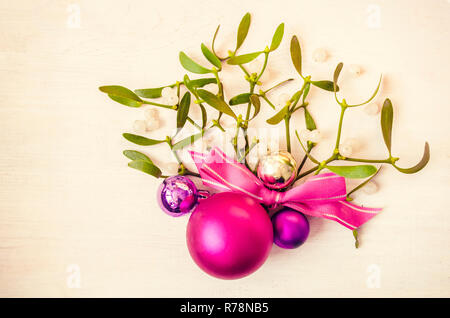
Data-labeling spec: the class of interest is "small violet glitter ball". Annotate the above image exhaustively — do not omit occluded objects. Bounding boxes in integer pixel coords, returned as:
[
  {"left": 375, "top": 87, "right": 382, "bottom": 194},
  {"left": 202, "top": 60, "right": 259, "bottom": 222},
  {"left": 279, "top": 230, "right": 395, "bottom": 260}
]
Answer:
[{"left": 157, "top": 176, "right": 198, "bottom": 217}]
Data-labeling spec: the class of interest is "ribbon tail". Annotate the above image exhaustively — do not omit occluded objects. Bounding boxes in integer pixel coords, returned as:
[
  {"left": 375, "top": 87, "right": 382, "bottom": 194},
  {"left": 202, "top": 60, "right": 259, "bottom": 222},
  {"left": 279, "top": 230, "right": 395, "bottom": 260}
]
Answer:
[
  {"left": 336, "top": 200, "right": 381, "bottom": 229},
  {"left": 284, "top": 200, "right": 381, "bottom": 230}
]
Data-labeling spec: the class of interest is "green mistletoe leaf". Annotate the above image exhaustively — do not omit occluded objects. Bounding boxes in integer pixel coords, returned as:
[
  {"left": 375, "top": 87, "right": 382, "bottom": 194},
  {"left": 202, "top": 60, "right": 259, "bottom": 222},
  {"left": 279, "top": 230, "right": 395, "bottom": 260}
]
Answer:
[
  {"left": 179, "top": 52, "right": 212, "bottom": 74},
  {"left": 197, "top": 89, "right": 236, "bottom": 119},
  {"left": 304, "top": 108, "right": 317, "bottom": 131},
  {"left": 201, "top": 43, "right": 221, "bottom": 69},
  {"left": 310, "top": 80, "right": 339, "bottom": 92},
  {"left": 134, "top": 86, "right": 173, "bottom": 99},
  {"left": 290, "top": 35, "right": 302, "bottom": 76},
  {"left": 172, "top": 132, "right": 204, "bottom": 151},
  {"left": 267, "top": 105, "right": 289, "bottom": 125},
  {"left": 123, "top": 150, "right": 152, "bottom": 163},
  {"left": 269, "top": 23, "right": 284, "bottom": 51},
  {"left": 227, "top": 52, "right": 262, "bottom": 65},
  {"left": 135, "top": 79, "right": 216, "bottom": 99},
  {"left": 128, "top": 160, "right": 162, "bottom": 178},
  {"left": 249, "top": 94, "right": 261, "bottom": 119},
  {"left": 333, "top": 62, "right": 344, "bottom": 92},
  {"left": 326, "top": 165, "right": 377, "bottom": 179},
  {"left": 393, "top": 142, "right": 430, "bottom": 174},
  {"left": 177, "top": 92, "right": 191, "bottom": 130},
  {"left": 99, "top": 85, "right": 143, "bottom": 107},
  {"left": 229, "top": 93, "right": 251, "bottom": 105},
  {"left": 122, "top": 133, "right": 165, "bottom": 146},
  {"left": 302, "top": 82, "right": 311, "bottom": 103},
  {"left": 189, "top": 78, "right": 217, "bottom": 88},
  {"left": 381, "top": 98, "right": 393, "bottom": 154},
  {"left": 236, "top": 12, "right": 251, "bottom": 51}
]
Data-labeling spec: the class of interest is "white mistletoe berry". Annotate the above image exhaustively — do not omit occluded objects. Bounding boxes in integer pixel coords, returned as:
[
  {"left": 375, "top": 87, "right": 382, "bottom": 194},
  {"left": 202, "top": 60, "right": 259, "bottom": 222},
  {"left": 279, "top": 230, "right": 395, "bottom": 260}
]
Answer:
[
  {"left": 298, "top": 129, "right": 312, "bottom": 142},
  {"left": 164, "top": 94, "right": 178, "bottom": 105},
  {"left": 277, "top": 93, "right": 291, "bottom": 106},
  {"left": 343, "top": 138, "right": 359, "bottom": 150},
  {"left": 144, "top": 108, "right": 159, "bottom": 120},
  {"left": 364, "top": 102, "right": 380, "bottom": 116},
  {"left": 161, "top": 86, "right": 176, "bottom": 98},
  {"left": 349, "top": 64, "right": 363, "bottom": 76},
  {"left": 362, "top": 181, "right": 378, "bottom": 194},
  {"left": 309, "top": 129, "right": 322, "bottom": 143},
  {"left": 312, "top": 48, "right": 328, "bottom": 63},
  {"left": 339, "top": 143, "right": 353, "bottom": 157},
  {"left": 133, "top": 120, "right": 147, "bottom": 134},
  {"left": 203, "top": 132, "right": 216, "bottom": 147},
  {"left": 221, "top": 117, "right": 235, "bottom": 129},
  {"left": 165, "top": 162, "right": 179, "bottom": 175},
  {"left": 145, "top": 117, "right": 160, "bottom": 131}
]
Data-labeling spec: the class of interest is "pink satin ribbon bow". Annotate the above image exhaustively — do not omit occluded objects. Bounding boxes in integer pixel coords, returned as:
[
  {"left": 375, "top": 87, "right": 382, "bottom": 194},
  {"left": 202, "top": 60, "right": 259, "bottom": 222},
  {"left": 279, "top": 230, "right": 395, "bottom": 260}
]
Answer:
[{"left": 190, "top": 147, "right": 381, "bottom": 230}]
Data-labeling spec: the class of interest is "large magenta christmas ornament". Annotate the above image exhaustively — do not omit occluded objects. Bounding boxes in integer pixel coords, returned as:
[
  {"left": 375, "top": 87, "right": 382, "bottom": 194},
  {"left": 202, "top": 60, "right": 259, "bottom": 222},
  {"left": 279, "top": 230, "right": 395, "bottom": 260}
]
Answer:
[
  {"left": 186, "top": 192, "right": 273, "bottom": 279},
  {"left": 272, "top": 208, "right": 309, "bottom": 249},
  {"left": 157, "top": 176, "right": 199, "bottom": 217},
  {"left": 257, "top": 151, "right": 297, "bottom": 190}
]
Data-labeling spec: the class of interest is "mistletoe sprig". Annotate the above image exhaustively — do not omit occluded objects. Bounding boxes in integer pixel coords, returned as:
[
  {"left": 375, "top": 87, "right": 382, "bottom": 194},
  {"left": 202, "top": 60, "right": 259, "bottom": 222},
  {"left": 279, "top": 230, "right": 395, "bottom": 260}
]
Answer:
[
  {"left": 99, "top": 12, "right": 430, "bottom": 201},
  {"left": 99, "top": 13, "right": 293, "bottom": 175},
  {"left": 290, "top": 61, "right": 429, "bottom": 191}
]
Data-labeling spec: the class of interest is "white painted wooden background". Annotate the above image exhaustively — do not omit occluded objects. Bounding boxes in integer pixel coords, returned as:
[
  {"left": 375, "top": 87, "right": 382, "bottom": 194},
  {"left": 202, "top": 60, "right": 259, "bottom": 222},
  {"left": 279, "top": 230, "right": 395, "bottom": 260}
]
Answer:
[{"left": 0, "top": 0, "right": 449, "bottom": 297}]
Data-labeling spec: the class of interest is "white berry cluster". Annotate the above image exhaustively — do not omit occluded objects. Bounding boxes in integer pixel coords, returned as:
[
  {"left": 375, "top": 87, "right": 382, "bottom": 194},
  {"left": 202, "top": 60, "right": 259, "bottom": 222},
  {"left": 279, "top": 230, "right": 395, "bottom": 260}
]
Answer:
[
  {"left": 133, "top": 107, "right": 160, "bottom": 134},
  {"left": 312, "top": 48, "right": 364, "bottom": 78}
]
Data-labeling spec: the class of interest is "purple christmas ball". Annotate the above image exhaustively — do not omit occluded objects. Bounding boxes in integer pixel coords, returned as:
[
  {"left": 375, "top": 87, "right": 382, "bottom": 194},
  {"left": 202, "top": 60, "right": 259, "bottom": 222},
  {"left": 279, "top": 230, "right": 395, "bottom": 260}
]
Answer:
[
  {"left": 157, "top": 176, "right": 198, "bottom": 217},
  {"left": 271, "top": 208, "right": 309, "bottom": 249}
]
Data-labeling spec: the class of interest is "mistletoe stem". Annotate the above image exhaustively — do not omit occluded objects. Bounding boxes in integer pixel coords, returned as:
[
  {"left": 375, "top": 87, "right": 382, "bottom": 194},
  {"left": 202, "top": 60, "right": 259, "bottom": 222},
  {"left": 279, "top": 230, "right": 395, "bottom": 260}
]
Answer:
[
  {"left": 245, "top": 83, "right": 256, "bottom": 120},
  {"left": 260, "top": 95, "right": 276, "bottom": 109},
  {"left": 285, "top": 116, "right": 291, "bottom": 152},
  {"left": 233, "top": 122, "right": 240, "bottom": 157},
  {"left": 143, "top": 101, "right": 175, "bottom": 109},
  {"left": 255, "top": 52, "right": 269, "bottom": 83},
  {"left": 335, "top": 105, "right": 347, "bottom": 150},
  {"left": 283, "top": 80, "right": 310, "bottom": 154},
  {"left": 238, "top": 64, "right": 251, "bottom": 77},
  {"left": 297, "top": 166, "right": 319, "bottom": 179},
  {"left": 342, "top": 157, "right": 391, "bottom": 163},
  {"left": 238, "top": 139, "right": 259, "bottom": 163},
  {"left": 242, "top": 82, "right": 256, "bottom": 166},
  {"left": 187, "top": 117, "right": 202, "bottom": 131},
  {"left": 212, "top": 69, "right": 224, "bottom": 98},
  {"left": 297, "top": 153, "right": 309, "bottom": 175},
  {"left": 169, "top": 145, "right": 182, "bottom": 164},
  {"left": 262, "top": 78, "right": 294, "bottom": 94}
]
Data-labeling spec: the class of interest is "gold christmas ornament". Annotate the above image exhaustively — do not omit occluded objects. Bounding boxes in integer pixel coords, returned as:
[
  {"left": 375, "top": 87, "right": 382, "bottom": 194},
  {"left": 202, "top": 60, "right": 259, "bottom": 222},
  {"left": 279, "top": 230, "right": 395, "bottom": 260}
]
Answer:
[{"left": 257, "top": 151, "right": 297, "bottom": 190}]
